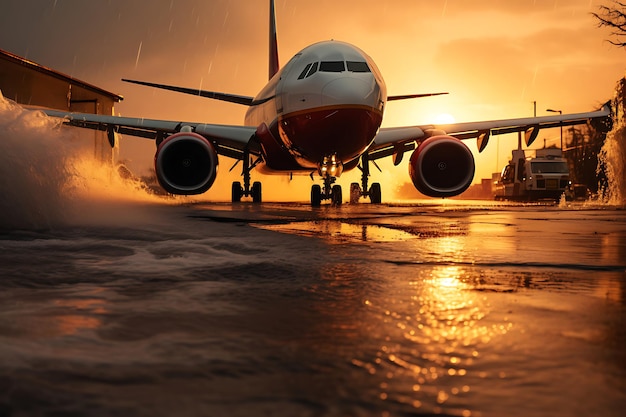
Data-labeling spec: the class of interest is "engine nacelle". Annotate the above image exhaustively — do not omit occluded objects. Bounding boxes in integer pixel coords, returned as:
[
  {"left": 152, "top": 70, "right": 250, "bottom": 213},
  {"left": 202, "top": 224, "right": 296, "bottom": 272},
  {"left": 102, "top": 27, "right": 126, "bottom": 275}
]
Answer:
[
  {"left": 409, "top": 135, "right": 475, "bottom": 198},
  {"left": 154, "top": 131, "right": 218, "bottom": 195}
]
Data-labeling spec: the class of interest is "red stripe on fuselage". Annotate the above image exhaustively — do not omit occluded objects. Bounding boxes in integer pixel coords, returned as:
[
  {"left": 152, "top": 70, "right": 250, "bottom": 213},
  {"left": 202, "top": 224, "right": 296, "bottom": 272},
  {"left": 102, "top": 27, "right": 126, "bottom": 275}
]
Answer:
[{"left": 277, "top": 104, "right": 383, "bottom": 169}]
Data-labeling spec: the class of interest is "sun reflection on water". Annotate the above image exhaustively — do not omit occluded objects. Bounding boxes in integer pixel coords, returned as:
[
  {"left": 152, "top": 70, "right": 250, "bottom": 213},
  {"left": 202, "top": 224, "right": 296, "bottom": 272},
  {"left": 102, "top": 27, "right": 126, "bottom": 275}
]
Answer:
[
  {"left": 51, "top": 291, "right": 108, "bottom": 336},
  {"left": 355, "top": 262, "right": 511, "bottom": 416}
]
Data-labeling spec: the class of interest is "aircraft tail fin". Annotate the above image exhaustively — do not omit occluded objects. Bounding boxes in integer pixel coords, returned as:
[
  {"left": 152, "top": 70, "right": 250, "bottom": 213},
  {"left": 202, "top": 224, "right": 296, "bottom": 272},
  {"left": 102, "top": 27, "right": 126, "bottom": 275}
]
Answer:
[{"left": 269, "top": 0, "right": 280, "bottom": 80}]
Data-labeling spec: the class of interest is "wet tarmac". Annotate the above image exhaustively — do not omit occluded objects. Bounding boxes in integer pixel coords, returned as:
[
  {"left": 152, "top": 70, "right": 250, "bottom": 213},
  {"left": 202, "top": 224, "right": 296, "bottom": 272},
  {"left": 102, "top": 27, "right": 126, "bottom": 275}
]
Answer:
[{"left": 1, "top": 200, "right": 625, "bottom": 417}]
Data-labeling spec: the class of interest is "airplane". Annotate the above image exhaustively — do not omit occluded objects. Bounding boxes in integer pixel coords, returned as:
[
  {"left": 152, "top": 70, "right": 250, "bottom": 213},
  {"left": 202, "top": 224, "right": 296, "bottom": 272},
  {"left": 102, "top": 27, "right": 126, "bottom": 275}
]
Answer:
[{"left": 42, "top": 0, "right": 612, "bottom": 206}]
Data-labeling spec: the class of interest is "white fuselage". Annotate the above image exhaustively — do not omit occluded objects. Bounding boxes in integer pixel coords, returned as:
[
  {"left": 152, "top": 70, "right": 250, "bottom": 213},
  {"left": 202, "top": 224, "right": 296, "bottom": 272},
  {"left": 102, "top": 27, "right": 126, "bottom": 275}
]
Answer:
[{"left": 244, "top": 41, "right": 387, "bottom": 173}]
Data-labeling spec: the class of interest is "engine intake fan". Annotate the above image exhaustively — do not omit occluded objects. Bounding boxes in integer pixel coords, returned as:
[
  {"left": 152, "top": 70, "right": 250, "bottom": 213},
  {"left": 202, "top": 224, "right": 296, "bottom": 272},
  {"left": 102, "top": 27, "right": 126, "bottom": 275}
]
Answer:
[
  {"left": 154, "top": 131, "right": 219, "bottom": 195},
  {"left": 409, "top": 135, "right": 475, "bottom": 198}
]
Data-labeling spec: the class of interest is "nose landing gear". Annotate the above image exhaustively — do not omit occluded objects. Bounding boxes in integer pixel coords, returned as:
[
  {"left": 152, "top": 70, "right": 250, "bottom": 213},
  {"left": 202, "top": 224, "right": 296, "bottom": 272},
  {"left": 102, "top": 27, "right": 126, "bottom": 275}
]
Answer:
[
  {"left": 311, "top": 176, "right": 343, "bottom": 207},
  {"left": 310, "top": 153, "right": 382, "bottom": 207},
  {"left": 311, "top": 153, "right": 344, "bottom": 207}
]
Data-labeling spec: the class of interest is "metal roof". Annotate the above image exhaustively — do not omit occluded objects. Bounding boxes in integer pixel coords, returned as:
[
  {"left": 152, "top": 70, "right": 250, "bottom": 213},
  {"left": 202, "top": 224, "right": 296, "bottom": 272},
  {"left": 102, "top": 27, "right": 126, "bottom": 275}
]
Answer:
[{"left": 0, "top": 48, "right": 123, "bottom": 102}]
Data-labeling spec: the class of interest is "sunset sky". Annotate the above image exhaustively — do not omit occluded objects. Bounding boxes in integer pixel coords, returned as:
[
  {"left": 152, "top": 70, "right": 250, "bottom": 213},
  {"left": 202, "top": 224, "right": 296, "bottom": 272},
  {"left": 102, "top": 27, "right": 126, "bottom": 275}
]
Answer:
[{"left": 1, "top": 0, "right": 624, "bottom": 200}]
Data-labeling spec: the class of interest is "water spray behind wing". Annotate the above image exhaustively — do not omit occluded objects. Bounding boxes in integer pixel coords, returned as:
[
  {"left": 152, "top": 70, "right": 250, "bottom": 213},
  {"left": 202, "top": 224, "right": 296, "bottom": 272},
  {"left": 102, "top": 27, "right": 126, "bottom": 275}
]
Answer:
[
  {"left": 0, "top": 92, "right": 171, "bottom": 230},
  {"left": 0, "top": 94, "right": 76, "bottom": 229}
]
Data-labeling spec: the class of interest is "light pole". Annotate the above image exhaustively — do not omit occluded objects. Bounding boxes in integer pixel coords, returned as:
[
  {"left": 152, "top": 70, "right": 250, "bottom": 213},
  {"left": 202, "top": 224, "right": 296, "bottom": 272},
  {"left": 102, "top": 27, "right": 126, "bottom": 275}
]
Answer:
[{"left": 546, "top": 108, "right": 563, "bottom": 151}]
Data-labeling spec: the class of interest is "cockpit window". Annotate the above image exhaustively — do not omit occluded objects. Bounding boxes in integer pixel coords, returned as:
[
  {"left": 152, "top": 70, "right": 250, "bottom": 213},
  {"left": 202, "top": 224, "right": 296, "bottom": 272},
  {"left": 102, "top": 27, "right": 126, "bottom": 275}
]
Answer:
[
  {"left": 297, "top": 62, "right": 319, "bottom": 79},
  {"left": 346, "top": 61, "right": 370, "bottom": 72},
  {"left": 298, "top": 61, "right": 369, "bottom": 79},
  {"left": 319, "top": 61, "right": 345, "bottom": 72},
  {"left": 298, "top": 63, "right": 312, "bottom": 80}
]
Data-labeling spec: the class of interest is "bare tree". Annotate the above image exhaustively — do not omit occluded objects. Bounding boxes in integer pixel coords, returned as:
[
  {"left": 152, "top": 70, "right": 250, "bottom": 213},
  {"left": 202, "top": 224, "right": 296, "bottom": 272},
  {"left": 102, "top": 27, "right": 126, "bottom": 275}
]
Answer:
[{"left": 593, "top": 1, "right": 626, "bottom": 47}]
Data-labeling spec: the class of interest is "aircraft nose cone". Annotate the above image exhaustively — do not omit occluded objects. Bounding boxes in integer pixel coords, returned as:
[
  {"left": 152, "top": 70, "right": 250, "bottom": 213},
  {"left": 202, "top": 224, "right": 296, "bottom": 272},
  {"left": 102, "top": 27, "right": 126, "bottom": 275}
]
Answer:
[{"left": 322, "top": 77, "right": 377, "bottom": 106}]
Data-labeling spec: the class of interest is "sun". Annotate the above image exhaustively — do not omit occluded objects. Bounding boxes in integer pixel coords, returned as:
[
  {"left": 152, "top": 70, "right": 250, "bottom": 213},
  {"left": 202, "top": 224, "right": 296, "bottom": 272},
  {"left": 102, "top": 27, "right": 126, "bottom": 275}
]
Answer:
[{"left": 432, "top": 113, "right": 456, "bottom": 124}]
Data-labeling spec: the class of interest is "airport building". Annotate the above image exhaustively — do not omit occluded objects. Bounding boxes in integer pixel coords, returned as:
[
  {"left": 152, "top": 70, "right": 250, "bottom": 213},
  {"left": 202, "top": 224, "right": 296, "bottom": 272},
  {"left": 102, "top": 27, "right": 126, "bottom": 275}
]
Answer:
[{"left": 0, "top": 48, "right": 123, "bottom": 163}]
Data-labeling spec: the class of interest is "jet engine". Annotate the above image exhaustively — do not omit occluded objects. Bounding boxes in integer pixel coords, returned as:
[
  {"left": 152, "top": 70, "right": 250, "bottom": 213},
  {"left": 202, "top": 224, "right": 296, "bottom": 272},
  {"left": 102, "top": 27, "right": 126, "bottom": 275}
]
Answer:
[
  {"left": 409, "top": 135, "right": 475, "bottom": 198},
  {"left": 154, "top": 131, "right": 219, "bottom": 195}
]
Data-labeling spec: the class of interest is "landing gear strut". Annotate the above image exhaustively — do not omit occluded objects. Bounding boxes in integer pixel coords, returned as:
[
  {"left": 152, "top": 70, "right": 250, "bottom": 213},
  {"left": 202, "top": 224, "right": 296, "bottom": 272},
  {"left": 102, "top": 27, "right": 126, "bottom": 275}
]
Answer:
[
  {"left": 311, "top": 176, "right": 343, "bottom": 207},
  {"left": 232, "top": 149, "right": 262, "bottom": 203},
  {"left": 349, "top": 153, "right": 381, "bottom": 204}
]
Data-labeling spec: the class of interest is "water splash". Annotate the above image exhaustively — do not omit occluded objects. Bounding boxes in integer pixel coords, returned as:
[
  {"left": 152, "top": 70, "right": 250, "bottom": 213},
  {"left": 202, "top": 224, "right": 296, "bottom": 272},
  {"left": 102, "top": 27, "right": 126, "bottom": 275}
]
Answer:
[
  {"left": 599, "top": 127, "right": 626, "bottom": 204},
  {"left": 0, "top": 93, "right": 77, "bottom": 229},
  {"left": 598, "top": 76, "right": 626, "bottom": 205},
  {"left": 0, "top": 92, "right": 168, "bottom": 230}
]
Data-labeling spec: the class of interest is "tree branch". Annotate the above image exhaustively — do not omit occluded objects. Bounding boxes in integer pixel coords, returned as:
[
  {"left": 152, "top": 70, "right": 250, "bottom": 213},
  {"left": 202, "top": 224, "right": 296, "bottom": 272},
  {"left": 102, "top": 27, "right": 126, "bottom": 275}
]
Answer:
[{"left": 593, "top": 1, "right": 626, "bottom": 47}]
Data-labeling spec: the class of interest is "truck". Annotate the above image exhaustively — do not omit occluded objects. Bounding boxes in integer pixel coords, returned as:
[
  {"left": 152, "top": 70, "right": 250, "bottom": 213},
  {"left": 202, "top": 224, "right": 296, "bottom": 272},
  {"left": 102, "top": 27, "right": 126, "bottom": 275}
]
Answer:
[{"left": 494, "top": 148, "right": 571, "bottom": 201}]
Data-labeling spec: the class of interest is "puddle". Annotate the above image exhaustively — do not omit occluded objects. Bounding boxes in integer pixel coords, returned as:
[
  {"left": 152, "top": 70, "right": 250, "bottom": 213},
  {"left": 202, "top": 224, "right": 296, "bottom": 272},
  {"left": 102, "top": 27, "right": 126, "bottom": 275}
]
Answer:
[{"left": 255, "top": 221, "right": 417, "bottom": 243}]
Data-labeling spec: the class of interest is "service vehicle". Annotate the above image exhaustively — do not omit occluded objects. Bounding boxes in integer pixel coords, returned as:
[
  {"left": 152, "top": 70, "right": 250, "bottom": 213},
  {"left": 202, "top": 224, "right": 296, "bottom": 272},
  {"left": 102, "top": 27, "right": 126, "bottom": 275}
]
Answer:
[{"left": 495, "top": 148, "right": 570, "bottom": 201}]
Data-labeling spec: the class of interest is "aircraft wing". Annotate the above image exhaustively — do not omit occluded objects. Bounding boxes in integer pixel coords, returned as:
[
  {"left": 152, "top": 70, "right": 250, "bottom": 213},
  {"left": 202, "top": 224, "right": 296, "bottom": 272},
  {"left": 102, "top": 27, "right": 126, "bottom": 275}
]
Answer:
[
  {"left": 40, "top": 109, "right": 258, "bottom": 160},
  {"left": 369, "top": 102, "right": 612, "bottom": 163}
]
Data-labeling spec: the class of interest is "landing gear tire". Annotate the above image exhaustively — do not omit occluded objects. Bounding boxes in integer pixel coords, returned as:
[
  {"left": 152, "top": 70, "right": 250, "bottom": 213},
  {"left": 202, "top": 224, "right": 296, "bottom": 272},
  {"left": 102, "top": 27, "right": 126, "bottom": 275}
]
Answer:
[
  {"left": 311, "top": 184, "right": 322, "bottom": 207},
  {"left": 252, "top": 181, "right": 262, "bottom": 203},
  {"left": 232, "top": 181, "right": 243, "bottom": 203},
  {"left": 350, "top": 182, "right": 361, "bottom": 204},
  {"left": 370, "top": 182, "right": 382, "bottom": 204},
  {"left": 331, "top": 184, "right": 342, "bottom": 206}
]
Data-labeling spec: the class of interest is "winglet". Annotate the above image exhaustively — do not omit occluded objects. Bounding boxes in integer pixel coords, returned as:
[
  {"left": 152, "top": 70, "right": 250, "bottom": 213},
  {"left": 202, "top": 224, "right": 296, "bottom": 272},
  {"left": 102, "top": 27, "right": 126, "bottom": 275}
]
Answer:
[{"left": 269, "top": 0, "right": 280, "bottom": 80}]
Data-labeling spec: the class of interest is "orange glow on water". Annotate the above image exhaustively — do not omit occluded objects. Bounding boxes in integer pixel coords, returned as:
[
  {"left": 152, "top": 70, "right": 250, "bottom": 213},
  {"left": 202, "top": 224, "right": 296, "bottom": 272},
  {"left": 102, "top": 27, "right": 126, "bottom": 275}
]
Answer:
[
  {"left": 352, "top": 259, "right": 511, "bottom": 415},
  {"left": 52, "top": 295, "right": 108, "bottom": 336},
  {"left": 55, "top": 315, "right": 102, "bottom": 336}
]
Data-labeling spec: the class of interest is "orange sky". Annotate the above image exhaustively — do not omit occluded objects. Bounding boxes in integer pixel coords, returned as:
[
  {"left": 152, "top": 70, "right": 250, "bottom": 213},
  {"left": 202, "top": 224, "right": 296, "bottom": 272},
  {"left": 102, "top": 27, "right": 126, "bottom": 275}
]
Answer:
[{"left": 1, "top": 0, "right": 624, "bottom": 200}]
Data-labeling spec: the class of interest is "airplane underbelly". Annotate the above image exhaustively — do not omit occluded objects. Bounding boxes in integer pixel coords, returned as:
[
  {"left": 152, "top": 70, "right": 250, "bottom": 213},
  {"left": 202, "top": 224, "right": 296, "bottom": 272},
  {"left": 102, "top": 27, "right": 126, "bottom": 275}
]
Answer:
[{"left": 278, "top": 105, "right": 382, "bottom": 168}]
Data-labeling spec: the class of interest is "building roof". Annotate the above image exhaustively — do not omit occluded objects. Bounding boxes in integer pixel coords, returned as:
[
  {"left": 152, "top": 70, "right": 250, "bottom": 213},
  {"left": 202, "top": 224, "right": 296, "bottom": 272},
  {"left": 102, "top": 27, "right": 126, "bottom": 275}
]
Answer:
[{"left": 0, "top": 48, "right": 123, "bottom": 102}]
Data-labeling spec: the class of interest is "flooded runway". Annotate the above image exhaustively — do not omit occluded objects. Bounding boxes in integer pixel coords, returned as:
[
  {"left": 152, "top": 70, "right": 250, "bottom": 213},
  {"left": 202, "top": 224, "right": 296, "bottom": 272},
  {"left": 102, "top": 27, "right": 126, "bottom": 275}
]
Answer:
[{"left": 1, "top": 201, "right": 624, "bottom": 417}]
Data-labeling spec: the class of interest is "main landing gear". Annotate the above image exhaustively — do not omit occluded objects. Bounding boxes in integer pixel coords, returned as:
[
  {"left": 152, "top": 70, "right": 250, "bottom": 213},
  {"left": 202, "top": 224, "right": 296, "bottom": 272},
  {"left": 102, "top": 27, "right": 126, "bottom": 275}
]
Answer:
[
  {"left": 350, "top": 182, "right": 381, "bottom": 204},
  {"left": 350, "top": 153, "right": 381, "bottom": 204},
  {"left": 231, "top": 149, "right": 263, "bottom": 203}
]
